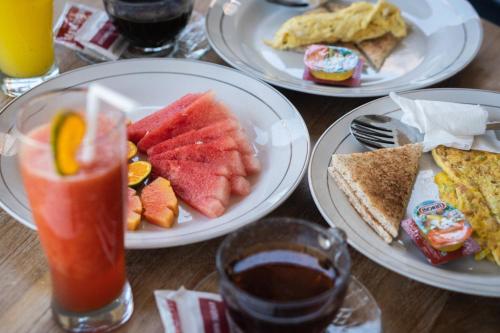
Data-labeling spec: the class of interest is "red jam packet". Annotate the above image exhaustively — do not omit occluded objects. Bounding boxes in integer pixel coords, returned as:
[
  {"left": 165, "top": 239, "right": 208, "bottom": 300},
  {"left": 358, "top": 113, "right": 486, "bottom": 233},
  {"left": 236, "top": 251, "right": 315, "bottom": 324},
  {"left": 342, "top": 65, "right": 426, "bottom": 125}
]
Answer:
[
  {"left": 155, "top": 288, "right": 230, "bottom": 333},
  {"left": 401, "top": 219, "right": 480, "bottom": 265},
  {"left": 303, "top": 59, "right": 364, "bottom": 87}
]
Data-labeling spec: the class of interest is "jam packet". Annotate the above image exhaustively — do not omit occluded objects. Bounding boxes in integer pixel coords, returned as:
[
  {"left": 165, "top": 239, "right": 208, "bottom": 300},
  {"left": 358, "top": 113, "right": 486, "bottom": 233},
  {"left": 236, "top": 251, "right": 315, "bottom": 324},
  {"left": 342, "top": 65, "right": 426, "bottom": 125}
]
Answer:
[
  {"left": 402, "top": 218, "right": 480, "bottom": 265},
  {"left": 154, "top": 288, "right": 230, "bottom": 333}
]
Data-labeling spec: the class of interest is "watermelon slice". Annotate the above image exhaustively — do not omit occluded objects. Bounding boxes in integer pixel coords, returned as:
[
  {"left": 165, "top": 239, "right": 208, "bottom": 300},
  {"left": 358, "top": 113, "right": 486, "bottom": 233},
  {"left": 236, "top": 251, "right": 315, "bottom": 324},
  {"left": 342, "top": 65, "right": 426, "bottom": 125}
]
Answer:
[
  {"left": 138, "top": 92, "right": 235, "bottom": 151},
  {"left": 150, "top": 137, "right": 246, "bottom": 176},
  {"left": 242, "top": 154, "right": 261, "bottom": 174},
  {"left": 127, "top": 93, "right": 201, "bottom": 143},
  {"left": 231, "top": 176, "right": 251, "bottom": 196},
  {"left": 146, "top": 118, "right": 240, "bottom": 156},
  {"left": 151, "top": 159, "right": 231, "bottom": 217}
]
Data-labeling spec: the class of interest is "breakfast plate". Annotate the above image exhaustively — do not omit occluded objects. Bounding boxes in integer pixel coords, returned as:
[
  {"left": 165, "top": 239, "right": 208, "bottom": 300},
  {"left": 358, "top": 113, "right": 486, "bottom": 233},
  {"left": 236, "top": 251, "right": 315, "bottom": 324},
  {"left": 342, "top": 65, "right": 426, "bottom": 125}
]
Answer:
[
  {"left": 0, "top": 59, "right": 310, "bottom": 249},
  {"left": 206, "top": 0, "right": 482, "bottom": 97},
  {"left": 308, "top": 88, "right": 500, "bottom": 296}
]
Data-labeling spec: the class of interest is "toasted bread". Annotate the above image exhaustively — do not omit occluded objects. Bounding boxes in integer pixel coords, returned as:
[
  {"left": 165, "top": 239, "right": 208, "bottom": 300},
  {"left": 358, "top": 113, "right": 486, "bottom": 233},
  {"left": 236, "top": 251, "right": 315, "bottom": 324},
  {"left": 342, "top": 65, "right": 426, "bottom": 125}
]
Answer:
[
  {"left": 329, "top": 169, "right": 393, "bottom": 243},
  {"left": 329, "top": 144, "right": 422, "bottom": 240}
]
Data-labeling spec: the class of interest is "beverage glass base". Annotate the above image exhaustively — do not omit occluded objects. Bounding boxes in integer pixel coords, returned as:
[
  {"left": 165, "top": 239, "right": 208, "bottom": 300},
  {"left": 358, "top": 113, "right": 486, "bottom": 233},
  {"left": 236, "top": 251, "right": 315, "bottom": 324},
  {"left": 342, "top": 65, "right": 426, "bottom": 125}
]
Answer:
[
  {"left": 195, "top": 273, "right": 381, "bottom": 333},
  {"left": 122, "top": 42, "right": 175, "bottom": 58},
  {"left": 52, "top": 281, "right": 134, "bottom": 333},
  {"left": 1, "top": 65, "right": 59, "bottom": 97}
]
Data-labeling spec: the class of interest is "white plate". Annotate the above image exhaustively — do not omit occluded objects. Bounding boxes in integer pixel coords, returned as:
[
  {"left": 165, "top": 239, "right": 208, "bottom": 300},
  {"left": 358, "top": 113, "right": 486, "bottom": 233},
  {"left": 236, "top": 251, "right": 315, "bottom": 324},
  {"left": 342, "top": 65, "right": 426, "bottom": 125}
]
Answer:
[
  {"left": 309, "top": 88, "right": 500, "bottom": 297},
  {"left": 206, "top": 0, "right": 482, "bottom": 97},
  {"left": 0, "top": 59, "right": 310, "bottom": 249}
]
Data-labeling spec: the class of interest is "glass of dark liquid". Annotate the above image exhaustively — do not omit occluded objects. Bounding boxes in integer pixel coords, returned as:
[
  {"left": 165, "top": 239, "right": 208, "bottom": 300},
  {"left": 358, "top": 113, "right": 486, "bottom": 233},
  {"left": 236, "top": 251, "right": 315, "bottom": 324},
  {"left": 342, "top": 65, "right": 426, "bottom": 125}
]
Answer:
[
  {"left": 103, "top": 0, "right": 194, "bottom": 56},
  {"left": 216, "top": 218, "right": 351, "bottom": 333}
]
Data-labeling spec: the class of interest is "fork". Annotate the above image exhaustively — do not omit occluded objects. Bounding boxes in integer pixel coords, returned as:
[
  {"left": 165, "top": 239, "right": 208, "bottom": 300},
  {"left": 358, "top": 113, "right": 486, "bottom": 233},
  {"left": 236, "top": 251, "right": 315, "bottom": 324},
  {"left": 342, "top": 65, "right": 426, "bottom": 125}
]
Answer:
[{"left": 350, "top": 114, "right": 500, "bottom": 150}]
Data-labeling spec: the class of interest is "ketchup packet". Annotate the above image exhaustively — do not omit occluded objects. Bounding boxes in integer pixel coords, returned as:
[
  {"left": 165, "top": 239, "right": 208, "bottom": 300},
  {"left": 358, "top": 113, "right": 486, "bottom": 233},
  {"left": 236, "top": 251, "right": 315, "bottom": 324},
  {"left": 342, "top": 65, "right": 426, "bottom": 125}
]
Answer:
[
  {"left": 154, "top": 288, "right": 230, "bottom": 333},
  {"left": 75, "top": 12, "right": 129, "bottom": 61},
  {"left": 54, "top": 3, "right": 97, "bottom": 51},
  {"left": 402, "top": 219, "right": 480, "bottom": 265},
  {"left": 303, "top": 59, "right": 364, "bottom": 87}
]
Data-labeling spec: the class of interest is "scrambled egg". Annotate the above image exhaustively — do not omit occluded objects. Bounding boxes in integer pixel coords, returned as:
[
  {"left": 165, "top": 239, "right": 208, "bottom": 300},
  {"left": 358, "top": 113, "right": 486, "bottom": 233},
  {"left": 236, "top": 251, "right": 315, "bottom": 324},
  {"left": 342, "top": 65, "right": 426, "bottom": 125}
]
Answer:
[
  {"left": 266, "top": 0, "right": 407, "bottom": 50},
  {"left": 433, "top": 146, "right": 500, "bottom": 265}
]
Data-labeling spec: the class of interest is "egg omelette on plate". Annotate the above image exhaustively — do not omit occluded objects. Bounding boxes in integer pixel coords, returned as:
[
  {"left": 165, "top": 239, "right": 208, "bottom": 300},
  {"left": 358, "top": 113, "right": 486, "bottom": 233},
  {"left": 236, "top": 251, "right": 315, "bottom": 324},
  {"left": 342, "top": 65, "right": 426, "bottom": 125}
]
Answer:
[{"left": 433, "top": 146, "right": 500, "bottom": 265}]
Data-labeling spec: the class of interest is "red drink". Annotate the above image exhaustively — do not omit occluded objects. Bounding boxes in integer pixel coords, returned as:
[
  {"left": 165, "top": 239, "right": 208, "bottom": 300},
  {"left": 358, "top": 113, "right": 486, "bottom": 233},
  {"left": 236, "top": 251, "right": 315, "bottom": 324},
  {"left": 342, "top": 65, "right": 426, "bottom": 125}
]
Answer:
[
  {"left": 20, "top": 125, "right": 126, "bottom": 312},
  {"left": 16, "top": 89, "right": 133, "bottom": 331}
]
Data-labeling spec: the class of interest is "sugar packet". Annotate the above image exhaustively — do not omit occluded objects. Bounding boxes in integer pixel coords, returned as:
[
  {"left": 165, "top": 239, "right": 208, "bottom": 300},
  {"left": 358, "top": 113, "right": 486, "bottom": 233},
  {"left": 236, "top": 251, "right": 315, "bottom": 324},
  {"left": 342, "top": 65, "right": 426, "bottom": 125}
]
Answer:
[
  {"left": 154, "top": 288, "right": 230, "bottom": 333},
  {"left": 54, "top": 2, "right": 128, "bottom": 61},
  {"left": 75, "top": 12, "right": 129, "bottom": 61},
  {"left": 54, "top": 3, "right": 97, "bottom": 51}
]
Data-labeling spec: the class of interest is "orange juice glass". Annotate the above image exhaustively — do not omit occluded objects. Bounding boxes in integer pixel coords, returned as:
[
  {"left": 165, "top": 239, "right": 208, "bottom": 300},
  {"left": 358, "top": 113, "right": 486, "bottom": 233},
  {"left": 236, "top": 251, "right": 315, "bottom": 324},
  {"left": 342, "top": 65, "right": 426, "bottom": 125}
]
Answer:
[
  {"left": 16, "top": 89, "right": 133, "bottom": 332},
  {"left": 0, "top": 0, "right": 59, "bottom": 97}
]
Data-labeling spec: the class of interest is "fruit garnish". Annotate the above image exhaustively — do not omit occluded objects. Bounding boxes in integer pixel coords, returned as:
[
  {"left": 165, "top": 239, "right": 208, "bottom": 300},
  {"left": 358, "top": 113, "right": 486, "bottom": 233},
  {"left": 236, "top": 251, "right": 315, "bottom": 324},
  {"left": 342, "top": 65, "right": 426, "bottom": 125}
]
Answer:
[
  {"left": 127, "top": 141, "right": 138, "bottom": 160},
  {"left": 141, "top": 177, "right": 178, "bottom": 228},
  {"left": 127, "top": 193, "right": 143, "bottom": 231},
  {"left": 128, "top": 161, "right": 152, "bottom": 187},
  {"left": 51, "top": 110, "right": 86, "bottom": 176}
]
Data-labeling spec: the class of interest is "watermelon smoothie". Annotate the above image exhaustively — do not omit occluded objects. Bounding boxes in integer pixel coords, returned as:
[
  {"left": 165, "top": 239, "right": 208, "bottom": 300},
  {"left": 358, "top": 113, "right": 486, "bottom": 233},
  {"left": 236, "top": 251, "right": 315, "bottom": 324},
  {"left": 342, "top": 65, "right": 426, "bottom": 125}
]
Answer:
[{"left": 16, "top": 89, "right": 133, "bottom": 331}]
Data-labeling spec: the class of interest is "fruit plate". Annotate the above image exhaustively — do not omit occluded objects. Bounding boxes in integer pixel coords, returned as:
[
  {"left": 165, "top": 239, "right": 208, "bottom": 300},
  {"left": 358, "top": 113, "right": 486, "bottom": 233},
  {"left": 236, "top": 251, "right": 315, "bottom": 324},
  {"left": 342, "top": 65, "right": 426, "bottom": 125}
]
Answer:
[
  {"left": 308, "top": 88, "right": 500, "bottom": 297},
  {"left": 206, "top": 0, "right": 482, "bottom": 97},
  {"left": 0, "top": 59, "right": 310, "bottom": 249}
]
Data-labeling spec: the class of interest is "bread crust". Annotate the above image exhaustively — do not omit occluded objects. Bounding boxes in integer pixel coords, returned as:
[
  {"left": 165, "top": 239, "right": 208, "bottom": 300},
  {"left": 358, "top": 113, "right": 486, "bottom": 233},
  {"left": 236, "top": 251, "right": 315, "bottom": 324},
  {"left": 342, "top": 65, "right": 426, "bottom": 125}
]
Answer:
[
  {"left": 329, "top": 169, "right": 393, "bottom": 243},
  {"left": 330, "top": 144, "right": 422, "bottom": 240}
]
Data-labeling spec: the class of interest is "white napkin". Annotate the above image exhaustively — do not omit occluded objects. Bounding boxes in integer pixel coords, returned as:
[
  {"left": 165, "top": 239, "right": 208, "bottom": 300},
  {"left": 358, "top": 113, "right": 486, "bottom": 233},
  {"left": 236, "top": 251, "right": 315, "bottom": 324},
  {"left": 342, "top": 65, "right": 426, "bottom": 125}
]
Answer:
[{"left": 390, "top": 92, "right": 500, "bottom": 153}]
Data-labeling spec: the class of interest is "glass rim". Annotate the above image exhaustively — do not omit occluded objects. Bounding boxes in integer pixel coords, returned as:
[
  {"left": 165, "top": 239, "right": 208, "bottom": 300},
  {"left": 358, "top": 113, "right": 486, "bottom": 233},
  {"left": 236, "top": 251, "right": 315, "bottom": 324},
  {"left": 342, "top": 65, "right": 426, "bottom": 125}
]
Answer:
[
  {"left": 103, "top": 0, "right": 194, "bottom": 7},
  {"left": 216, "top": 217, "right": 351, "bottom": 312},
  {"left": 14, "top": 87, "right": 126, "bottom": 150}
]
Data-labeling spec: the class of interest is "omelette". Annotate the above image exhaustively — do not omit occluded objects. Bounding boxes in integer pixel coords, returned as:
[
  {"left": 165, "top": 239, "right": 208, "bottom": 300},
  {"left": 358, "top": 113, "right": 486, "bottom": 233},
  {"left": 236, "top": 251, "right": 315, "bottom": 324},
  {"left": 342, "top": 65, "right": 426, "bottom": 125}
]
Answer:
[
  {"left": 433, "top": 146, "right": 500, "bottom": 265},
  {"left": 266, "top": 0, "right": 407, "bottom": 50}
]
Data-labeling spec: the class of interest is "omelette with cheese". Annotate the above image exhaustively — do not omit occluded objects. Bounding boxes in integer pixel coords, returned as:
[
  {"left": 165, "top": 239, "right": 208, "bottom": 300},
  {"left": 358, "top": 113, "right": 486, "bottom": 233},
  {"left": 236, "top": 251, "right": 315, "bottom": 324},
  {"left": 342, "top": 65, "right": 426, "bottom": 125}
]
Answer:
[
  {"left": 433, "top": 146, "right": 500, "bottom": 265},
  {"left": 266, "top": 0, "right": 407, "bottom": 50}
]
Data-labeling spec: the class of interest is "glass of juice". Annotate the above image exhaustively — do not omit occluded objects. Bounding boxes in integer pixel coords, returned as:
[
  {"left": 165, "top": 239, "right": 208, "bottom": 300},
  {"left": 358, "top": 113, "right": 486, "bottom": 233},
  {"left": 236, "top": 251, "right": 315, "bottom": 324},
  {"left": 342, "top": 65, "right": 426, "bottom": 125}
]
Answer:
[
  {"left": 16, "top": 88, "right": 133, "bottom": 332},
  {"left": 0, "top": 0, "right": 59, "bottom": 97},
  {"left": 103, "top": 0, "right": 194, "bottom": 56},
  {"left": 216, "top": 218, "right": 351, "bottom": 333}
]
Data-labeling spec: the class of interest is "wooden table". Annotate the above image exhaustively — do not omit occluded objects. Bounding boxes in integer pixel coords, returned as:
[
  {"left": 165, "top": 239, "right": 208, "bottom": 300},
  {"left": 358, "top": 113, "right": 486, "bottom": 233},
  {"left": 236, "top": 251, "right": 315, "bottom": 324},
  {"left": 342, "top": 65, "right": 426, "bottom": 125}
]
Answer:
[{"left": 1, "top": 1, "right": 499, "bottom": 332}]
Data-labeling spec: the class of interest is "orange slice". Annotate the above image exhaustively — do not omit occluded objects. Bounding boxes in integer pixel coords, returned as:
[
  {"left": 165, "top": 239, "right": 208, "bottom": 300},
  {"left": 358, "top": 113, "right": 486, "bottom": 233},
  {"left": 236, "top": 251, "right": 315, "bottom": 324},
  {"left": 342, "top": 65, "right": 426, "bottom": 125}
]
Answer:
[
  {"left": 51, "top": 110, "right": 86, "bottom": 176},
  {"left": 127, "top": 141, "right": 138, "bottom": 160},
  {"left": 128, "top": 161, "right": 152, "bottom": 187}
]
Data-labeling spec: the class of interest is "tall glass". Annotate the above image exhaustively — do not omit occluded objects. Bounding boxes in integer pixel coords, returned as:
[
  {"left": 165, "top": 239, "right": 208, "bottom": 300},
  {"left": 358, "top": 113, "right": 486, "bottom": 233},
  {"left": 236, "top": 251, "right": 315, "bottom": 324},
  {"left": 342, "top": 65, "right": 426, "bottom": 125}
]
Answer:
[
  {"left": 0, "top": 0, "right": 59, "bottom": 97},
  {"left": 16, "top": 89, "right": 133, "bottom": 332}
]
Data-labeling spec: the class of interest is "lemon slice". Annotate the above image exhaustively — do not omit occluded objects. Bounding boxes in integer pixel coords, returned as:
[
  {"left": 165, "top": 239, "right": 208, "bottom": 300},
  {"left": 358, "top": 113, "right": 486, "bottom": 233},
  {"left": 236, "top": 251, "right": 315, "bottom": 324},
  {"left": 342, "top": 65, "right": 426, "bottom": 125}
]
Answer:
[
  {"left": 128, "top": 161, "right": 152, "bottom": 187},
  {"left": 127, "top": 141, "right": 138, "bottom": 160},
  {"left": 51, "top": 111, "right": 86, "bottom": 176}
]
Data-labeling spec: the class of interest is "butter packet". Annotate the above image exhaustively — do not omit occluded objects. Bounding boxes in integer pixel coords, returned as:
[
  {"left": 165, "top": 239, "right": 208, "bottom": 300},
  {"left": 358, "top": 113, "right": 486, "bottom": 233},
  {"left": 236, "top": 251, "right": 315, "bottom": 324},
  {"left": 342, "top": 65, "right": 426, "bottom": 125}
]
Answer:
[{"left": 154, "top": 288, "right": 230, "bottom": 333}]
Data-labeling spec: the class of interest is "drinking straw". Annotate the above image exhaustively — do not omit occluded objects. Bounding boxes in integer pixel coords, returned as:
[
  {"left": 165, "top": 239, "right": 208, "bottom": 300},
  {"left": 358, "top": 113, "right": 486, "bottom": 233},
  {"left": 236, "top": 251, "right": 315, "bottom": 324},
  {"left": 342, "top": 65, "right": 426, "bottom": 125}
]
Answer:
[{"left": 82, "top": 83, "right": 139, "bottom": 162}]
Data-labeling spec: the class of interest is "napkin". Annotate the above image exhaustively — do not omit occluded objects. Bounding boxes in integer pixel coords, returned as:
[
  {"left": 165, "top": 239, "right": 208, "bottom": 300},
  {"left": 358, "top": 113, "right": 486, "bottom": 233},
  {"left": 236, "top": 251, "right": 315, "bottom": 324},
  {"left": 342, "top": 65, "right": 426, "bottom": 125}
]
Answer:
[{"left": 390, "top": 92, "right": 500, "bottom": 153}]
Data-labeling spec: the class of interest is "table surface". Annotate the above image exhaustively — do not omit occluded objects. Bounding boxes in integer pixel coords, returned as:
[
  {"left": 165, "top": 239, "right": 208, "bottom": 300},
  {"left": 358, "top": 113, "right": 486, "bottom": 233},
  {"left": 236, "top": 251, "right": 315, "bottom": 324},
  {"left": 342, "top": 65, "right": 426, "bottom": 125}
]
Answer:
[{"left": 1, "top": 1, "right": 499, "bottom": 332}]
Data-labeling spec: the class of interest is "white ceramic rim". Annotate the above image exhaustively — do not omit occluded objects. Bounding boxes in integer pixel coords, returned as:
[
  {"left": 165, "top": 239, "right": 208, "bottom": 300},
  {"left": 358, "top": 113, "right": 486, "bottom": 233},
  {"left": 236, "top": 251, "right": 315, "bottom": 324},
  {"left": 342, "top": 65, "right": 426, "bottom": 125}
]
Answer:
[
  {"left": 0, "top": 58, "right": 311, "bottom": 249},
  {"left": 308, "top": 88, "right": 500, "bottom": 297},
  {"left": 206, "top": 0, "right": 483, "bottom": 97}
]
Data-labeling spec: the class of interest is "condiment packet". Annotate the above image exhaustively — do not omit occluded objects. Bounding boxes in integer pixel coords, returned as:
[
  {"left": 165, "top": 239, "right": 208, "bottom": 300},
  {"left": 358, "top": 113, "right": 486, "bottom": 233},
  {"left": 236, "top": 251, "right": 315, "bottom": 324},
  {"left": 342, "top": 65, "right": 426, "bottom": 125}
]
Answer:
[
  {"left": 54, "top": 2, "right": 128, "bottom": 61},
  {"left": 54, "top": 3, "right": 98, "bottom": 51},
  {"left": 401, "top": 219, "right": 480, "bottom": 265},
  {"left": 154, "top": 287, "right": 230, "bottom": 333},
  {"left": 389, "top": 92, "right": 500, "bottom": 153},
  {"left": 75, "top": 12, "right": 129, "bottom": 61}
]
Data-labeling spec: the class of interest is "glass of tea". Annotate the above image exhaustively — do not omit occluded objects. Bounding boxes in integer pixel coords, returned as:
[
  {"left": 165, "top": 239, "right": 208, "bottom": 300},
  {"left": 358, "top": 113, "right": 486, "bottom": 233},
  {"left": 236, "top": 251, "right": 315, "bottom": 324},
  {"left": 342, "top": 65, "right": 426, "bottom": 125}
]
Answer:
[
  {"left": 216, "top": 218, "right": 351, "bottom": 333},
  {"left": 103, "top": 0, "right": 194, "bottom": 56}
]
